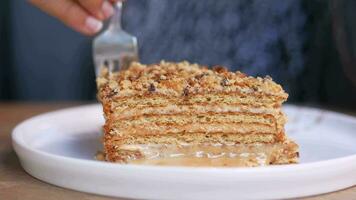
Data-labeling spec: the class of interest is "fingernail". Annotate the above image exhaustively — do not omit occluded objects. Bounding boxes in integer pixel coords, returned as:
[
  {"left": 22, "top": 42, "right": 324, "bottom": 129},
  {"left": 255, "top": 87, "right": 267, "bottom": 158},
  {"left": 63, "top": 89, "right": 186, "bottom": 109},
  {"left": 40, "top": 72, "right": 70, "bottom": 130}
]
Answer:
[
  {"left": 102, "top": 1, "right": 114, "bottom": 18},
  {"left": 85, "top": 16, "right": 103, "bottom": 33}
]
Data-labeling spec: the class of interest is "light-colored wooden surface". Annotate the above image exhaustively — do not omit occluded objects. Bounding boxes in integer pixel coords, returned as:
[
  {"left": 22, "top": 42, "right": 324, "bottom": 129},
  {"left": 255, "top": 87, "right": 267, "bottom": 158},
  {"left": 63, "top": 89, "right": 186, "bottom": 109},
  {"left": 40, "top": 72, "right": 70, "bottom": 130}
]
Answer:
[{"left": 0, "top": 103, "right": 355, "bottom": 200}]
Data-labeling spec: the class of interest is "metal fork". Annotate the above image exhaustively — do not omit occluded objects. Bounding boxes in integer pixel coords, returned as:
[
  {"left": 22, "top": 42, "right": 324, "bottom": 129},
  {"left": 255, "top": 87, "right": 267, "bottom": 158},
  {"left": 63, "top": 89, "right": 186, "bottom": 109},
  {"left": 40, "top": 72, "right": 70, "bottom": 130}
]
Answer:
[{"left": 93, "top": 1, "right": 138, "bottom": 76}]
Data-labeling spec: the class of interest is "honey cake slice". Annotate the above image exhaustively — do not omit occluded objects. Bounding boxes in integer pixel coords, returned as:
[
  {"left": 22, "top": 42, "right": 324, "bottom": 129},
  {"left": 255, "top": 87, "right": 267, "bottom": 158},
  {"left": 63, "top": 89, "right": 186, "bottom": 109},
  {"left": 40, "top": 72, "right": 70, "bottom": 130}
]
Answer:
[{"left": 97, "top": 61, "right": 299, "bottom": 167}]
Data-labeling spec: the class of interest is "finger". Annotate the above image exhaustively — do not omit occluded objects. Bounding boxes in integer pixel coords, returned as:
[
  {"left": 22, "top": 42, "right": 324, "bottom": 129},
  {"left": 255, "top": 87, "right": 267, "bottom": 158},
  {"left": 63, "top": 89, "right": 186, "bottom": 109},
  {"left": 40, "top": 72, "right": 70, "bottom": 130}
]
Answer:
[
  {"left": 29, "top": 0, "right": 103, "bottom": 35},
  {"left": 77, "top": 0, "right": 114, "bottom": 20}
]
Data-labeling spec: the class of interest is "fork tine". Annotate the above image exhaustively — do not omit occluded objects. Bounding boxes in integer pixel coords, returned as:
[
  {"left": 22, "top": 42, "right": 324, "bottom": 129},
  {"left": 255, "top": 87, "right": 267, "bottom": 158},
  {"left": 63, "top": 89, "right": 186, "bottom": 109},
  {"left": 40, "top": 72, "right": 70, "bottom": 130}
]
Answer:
[{"left": 93, "top": 1, "right": 139, "bottom": 77}]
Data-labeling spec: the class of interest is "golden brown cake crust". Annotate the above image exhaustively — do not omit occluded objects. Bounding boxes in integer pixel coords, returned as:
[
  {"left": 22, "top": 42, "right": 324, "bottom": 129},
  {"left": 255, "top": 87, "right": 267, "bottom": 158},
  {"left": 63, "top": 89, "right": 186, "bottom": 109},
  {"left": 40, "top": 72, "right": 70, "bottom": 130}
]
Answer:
[{"left": 97, "top": 61, "right": 288, "bottom": 100}]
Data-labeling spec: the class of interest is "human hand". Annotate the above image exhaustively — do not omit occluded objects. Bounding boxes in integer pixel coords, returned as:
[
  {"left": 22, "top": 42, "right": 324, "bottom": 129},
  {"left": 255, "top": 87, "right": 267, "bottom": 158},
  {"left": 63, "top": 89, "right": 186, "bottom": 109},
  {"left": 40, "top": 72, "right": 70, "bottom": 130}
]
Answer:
[{"left": 29, "top": 0, "right": 120, "bottom": 35}]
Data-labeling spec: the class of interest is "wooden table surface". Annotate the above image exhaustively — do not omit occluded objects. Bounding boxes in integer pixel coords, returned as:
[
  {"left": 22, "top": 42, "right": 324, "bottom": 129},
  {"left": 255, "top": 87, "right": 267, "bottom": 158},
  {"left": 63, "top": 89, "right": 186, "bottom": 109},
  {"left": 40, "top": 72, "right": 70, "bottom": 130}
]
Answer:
[{"left": 0, "top": 102, "right": 355, "bottom": 200}]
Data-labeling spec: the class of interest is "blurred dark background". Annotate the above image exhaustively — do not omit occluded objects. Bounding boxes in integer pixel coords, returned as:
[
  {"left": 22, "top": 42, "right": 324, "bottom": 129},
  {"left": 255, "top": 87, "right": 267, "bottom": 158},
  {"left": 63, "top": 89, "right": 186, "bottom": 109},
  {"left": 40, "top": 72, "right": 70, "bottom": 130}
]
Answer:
[{"left": 0, "top": 0, "right": 356, "bottom": 109}]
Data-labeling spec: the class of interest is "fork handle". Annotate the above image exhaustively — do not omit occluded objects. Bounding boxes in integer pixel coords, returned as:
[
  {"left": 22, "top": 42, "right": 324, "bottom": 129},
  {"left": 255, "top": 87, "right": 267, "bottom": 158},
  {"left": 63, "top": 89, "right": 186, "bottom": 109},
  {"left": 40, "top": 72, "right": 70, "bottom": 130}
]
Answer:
[{"left": 108, "top": 1, "right": 123, "bottom": 31}]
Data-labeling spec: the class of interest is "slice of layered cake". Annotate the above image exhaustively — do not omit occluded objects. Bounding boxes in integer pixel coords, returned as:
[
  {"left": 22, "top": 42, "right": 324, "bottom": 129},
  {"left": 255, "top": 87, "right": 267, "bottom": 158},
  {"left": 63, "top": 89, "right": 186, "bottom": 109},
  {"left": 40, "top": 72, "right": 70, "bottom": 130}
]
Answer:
[{"left": 97, "top": 61, "right": 299, "bottom": 167}]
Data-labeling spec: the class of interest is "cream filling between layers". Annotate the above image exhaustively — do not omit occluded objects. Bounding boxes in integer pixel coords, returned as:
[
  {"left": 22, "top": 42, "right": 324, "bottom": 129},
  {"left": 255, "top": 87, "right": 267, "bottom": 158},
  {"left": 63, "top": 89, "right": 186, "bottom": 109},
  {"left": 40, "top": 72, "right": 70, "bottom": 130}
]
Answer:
[{"left": 117, "top": 143, "right": 296, "bottom": 167}]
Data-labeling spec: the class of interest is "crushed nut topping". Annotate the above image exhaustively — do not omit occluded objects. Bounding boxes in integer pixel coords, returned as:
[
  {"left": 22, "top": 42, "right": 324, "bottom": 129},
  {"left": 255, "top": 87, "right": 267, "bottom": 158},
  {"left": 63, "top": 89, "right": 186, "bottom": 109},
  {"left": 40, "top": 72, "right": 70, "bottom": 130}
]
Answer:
[
  {"left": 221, "top": 78, "right": 229, "bottom": 87},
  {"left": 183, "top": 86, "right": 190, "bottom": 96},
  {"left": 107, "top": 90, "right": 118, "bottom": 98},
  {"left": 96, "top": 61, "right": 288, "bottom": 99},
  {"left": 195, "top": 73, "right": 208, "bottom": 80},
  {"left": 148, "top": 83, "right": 156, "bottom": 92},
  {"left": 212, "top": 65, "right": 228, "bottom": 73}
]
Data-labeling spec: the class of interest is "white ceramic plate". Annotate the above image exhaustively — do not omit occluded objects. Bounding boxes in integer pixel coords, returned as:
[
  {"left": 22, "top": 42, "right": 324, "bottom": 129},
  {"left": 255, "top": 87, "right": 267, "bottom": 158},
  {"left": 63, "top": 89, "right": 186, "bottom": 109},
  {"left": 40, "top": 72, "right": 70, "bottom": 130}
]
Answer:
[{"left": 12, "top": 104, "right": 356, "bottom": 200}]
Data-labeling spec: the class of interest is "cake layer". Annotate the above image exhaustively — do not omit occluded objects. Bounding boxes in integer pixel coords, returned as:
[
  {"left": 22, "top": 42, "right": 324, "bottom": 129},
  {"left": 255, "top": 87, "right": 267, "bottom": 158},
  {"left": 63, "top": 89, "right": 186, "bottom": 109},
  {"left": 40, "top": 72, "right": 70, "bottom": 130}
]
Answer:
[
  {"left": 119, "top": 113, "right": 275, "bottom": 127},
  {"left": 104, "top": 140, "right": 298, "bottom": 167},
  {"left": 105, "top": 107, "right": 286, "bottom": 136},
  {"left": 111, "top": 104, "right": 285, "bottom": 121},
  {"left": 111, "top": 123, "right": 277, "bottom": 136},
  {"left": 105, "top": 132, "right": 283, "bottom": 146},
  {"left": 110, "top": 92, "right": 284, "bottom": 108}
]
